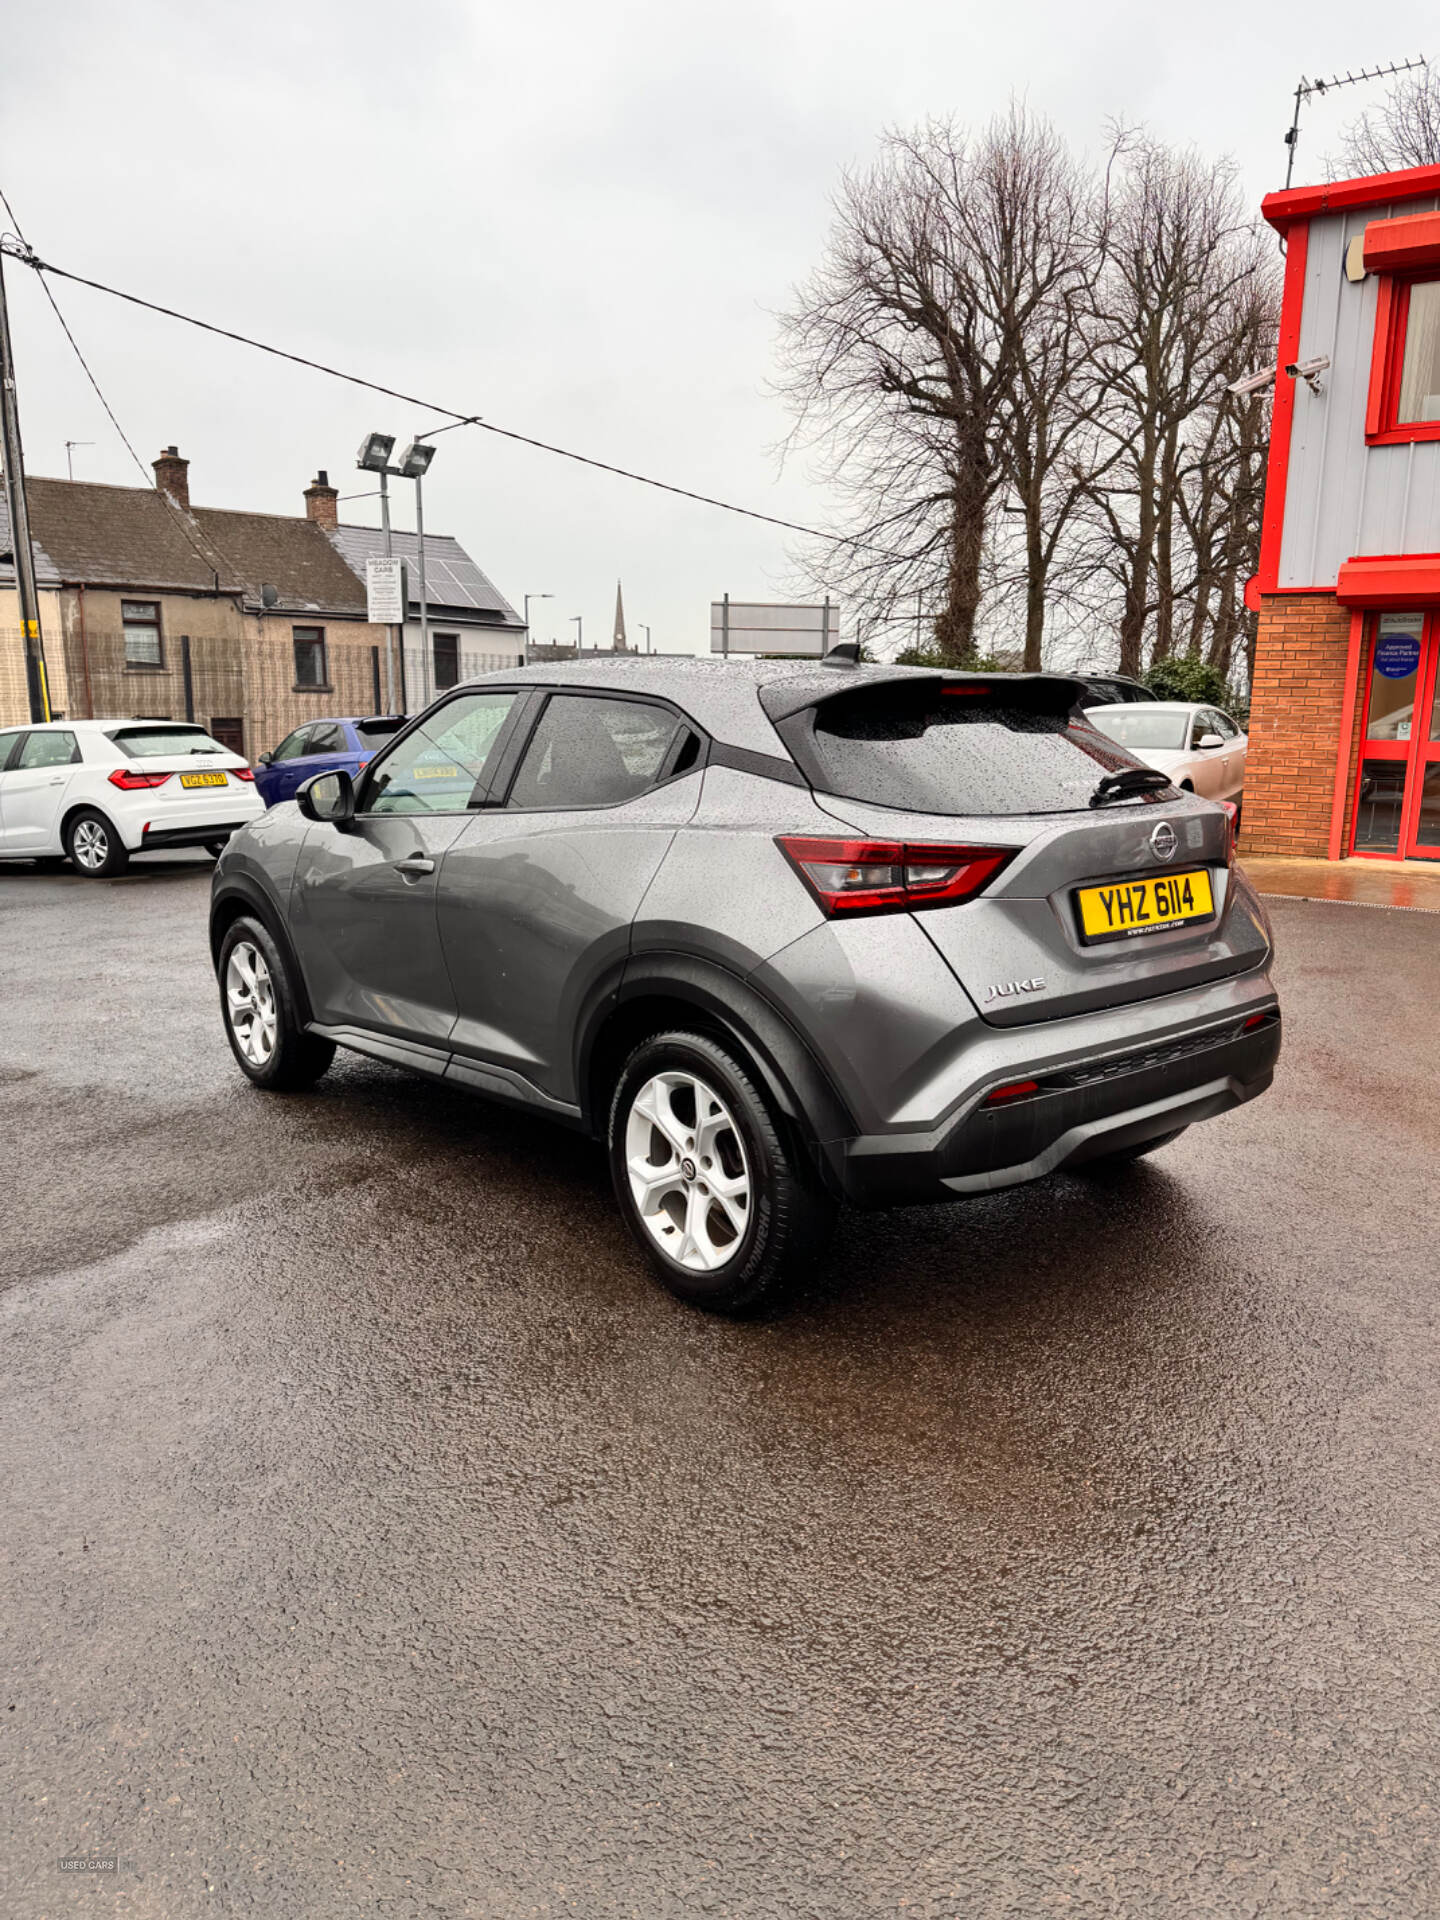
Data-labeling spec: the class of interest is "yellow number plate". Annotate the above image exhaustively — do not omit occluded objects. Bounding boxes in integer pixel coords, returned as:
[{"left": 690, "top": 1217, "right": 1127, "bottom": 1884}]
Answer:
[
  {"left": 414, "top": 762, "right": 462, "bottom": 779},
  {"left": 180, "top": 771, "right": 228, "bottom": 788},
  {"left": 1076, "top": 868, "right": 1215, "bottom": 943}
]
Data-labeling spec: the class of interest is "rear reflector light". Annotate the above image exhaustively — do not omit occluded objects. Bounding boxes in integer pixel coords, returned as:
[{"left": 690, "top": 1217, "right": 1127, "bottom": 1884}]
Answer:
[
  {"left": 985, "top": 1079, "right": 1039, "bottom": 1105},
  {"left": 1242, "top": 1012, "right": 1270, "bottom": 1032},
  {"left": 230, "top": 766, "right": 254, "bottom": 782},
  {"left": 776, "top": 836, "right": 1013, "bottom": 916},
  {"left": 108, "top": 768, "right": 172, "bottom": 790}
]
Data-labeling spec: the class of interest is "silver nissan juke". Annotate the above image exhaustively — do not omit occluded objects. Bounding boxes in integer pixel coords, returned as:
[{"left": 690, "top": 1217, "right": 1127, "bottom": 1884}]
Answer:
[{"left": 210, "top": 657, "right": 1280, "bottom": 1315}]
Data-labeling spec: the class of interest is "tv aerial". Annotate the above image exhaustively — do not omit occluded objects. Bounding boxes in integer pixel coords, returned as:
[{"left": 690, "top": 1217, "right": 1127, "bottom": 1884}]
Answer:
[{"left": 1283, "top": 55, "right": 1427, "bottom": 189}]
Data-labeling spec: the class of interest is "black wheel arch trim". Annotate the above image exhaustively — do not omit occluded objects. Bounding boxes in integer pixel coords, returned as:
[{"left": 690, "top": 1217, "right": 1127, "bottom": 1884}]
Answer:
[
  {"left": 580, "top": 950, "right": 857, "bottom": 1188},
  {"left": 209, "top": 875, "right": 316, "bottom": 1025}
]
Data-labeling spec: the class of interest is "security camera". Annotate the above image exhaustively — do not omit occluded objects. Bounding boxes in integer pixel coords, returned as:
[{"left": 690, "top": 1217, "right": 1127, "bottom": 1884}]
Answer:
[
  {"left": 1285, "top": 355, "right": 1330, "bottom": 392},
  {"left": 1227, "top": 364, "right": 1277, "bottom": 396}
]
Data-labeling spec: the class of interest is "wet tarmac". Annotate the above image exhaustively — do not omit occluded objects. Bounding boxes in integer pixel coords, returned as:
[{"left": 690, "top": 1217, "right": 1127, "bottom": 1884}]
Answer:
[{"left": 1, "top": 855, "right": 1436, "bottom": 1918}]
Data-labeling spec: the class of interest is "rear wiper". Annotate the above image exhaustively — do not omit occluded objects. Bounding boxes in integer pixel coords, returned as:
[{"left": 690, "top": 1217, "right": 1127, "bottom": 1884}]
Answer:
[{"left": 1089, "top": 767, "right": 1174, "bottom": 808}]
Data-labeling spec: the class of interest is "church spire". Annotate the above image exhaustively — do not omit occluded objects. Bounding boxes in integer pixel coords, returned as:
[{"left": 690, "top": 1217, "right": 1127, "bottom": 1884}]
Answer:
[{"left": 612, "top": 579, "right": 629, "bottom": 652}]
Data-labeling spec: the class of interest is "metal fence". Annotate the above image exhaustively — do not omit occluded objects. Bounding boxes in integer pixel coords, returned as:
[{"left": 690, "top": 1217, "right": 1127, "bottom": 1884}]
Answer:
[{"left": 402, "top": 641, "right": 527, "bottom": 709}]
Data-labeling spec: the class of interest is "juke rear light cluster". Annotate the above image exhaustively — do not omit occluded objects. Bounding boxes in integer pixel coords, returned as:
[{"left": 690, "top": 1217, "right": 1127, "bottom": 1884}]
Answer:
[{"left": 777, "top": 836, "right": 1014, "bottom": 917}]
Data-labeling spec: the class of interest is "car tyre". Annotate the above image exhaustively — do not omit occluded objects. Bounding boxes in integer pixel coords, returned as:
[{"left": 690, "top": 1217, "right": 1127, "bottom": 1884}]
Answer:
[
  {"left": 1081, "top": 1125, "right": 1189, "bottom": 1168},
  {"left": 218, "top": 914, "right": 335, "bottom": 1091},
  {"left": 608, "top": 1028, "right": 836, "bottom": 1317},
  {"left": 65, "top": 808, "right": 129, "bottom": 878}
]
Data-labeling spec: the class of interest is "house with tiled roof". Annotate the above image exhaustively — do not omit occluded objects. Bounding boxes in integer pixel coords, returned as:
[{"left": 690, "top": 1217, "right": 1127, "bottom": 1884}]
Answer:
[{"left": 0, "top": 447, "right": 523, "bottom": 754}]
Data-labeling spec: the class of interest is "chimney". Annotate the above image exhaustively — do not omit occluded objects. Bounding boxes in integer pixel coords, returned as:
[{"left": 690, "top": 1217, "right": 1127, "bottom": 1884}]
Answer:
[
  {"left": 152, "top": 445, "right": 190, "bottom": 510},
  {"left": 304, "top": 469, "right": 339, "bottom": 530}
]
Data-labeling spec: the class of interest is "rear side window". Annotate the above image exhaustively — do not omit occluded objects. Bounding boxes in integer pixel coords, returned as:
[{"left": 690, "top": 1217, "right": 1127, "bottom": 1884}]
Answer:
[
  {"left": 785, "top": 685, "right": 1140, "bottom": 817},
  {"left": 18, "top": 731, "right": 81, "bottom": 768},
  {"left": 507, "top": 695, "right": 682, "bottom": 811},
  {"left": 108, "top": 725, "right": 229, "bottom": 759},
  {"left": 0, "top": 729, "right": 24, "bottom": 770}
]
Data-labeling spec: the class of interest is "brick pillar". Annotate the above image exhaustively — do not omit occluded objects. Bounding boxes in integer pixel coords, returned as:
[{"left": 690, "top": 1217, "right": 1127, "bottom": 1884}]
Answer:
[{"left": 1240, "top": 591, "right": 1357, "bottom": 857}]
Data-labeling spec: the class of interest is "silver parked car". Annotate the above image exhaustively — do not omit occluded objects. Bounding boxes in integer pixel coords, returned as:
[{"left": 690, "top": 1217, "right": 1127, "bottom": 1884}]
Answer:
[
  {"left": 1086, "top": 702, "right": 1248, "bottom": 815},
  {"left": 210, "top": 658, "right": 1280, "bottom": 1315}
]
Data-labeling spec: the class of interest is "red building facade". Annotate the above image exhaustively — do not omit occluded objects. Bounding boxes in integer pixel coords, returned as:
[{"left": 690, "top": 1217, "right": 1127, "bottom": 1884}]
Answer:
[{"left": 1244, "top": 163, "right": 1440, "bottom": 862}]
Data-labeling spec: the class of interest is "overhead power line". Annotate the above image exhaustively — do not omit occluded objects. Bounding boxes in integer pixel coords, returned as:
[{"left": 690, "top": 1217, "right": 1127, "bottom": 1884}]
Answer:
[
  {"left": 0, "top": 190, "right": 258, "bottom": 593},
  {"left": 0, "top": 231, "right": 882, "bottom": 555}
]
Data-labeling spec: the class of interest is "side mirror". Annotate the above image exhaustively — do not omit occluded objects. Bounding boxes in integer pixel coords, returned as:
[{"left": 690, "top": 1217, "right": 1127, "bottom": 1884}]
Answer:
[
  {"left": 296, "top": 768, "right": 355, "bottom": 825},
  {"left": 257, "top": 751, "right": 274, "bottom": 767},
  {"left": 1198, "top": 733, "right": 1224, "bottom": 750}
]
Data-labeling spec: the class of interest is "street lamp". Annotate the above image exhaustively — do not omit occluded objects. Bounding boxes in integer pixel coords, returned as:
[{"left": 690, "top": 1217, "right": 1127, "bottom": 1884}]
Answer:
[
  {"left": 523, "top": 592, "right": 552, "bottom": 667},
  {"left": 359, "top": 431, "right": 444, "bottom": 710},
  {"left": 356, "top": 432, "right": 401, "bottom": 709},
  {"left": 640, "top": 623, "right": 652, "bottom": 653},
  {"left": 570, "top": 614, "right": 583, "bottom": 654},
  {"left": 396, "top": 438, "right": 437, "bottom": 704}
]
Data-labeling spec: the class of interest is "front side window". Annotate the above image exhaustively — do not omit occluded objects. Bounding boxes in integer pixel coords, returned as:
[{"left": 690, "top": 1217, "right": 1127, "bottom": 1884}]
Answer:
[
  {"left": 507, "top": 696, "right": 683, "bottom": 811},
  {"left": 293, "top": 627, "right": 328, "bottom": 688},
  {"left": 122, "top": 600, "right": 163, "bottom": 668},
  {"left": 1397, "top": 278, "right": 1440, "bottom": 425},
  {"left": 270, "top": 727, "right": 313, "bottom": 763},
  {"left": 17, "top": 730, "right": 80, "bottom": 769},
  {"left": 0, "top": 729, "right": 23, "bottom": 771},
  {"left": 364, "top": 692, "right": 516, "bottom": 814}
]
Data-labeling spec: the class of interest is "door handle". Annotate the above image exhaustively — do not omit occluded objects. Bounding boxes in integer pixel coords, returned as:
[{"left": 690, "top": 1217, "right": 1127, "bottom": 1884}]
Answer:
[
  {"left": 393, "top": 855, "right": 435, "bottom": 876},
  {"left": 48, "top": 776, "right": 64, "bottom": 785}
]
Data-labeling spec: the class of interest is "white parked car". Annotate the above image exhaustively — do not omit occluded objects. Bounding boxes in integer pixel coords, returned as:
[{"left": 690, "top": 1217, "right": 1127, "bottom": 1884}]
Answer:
[
  {"left": 1085, "top": 701, "right": 1247, "bottom": 812},
  {"left": 0, "top": 719, "right": 262, "bottom": 877}
]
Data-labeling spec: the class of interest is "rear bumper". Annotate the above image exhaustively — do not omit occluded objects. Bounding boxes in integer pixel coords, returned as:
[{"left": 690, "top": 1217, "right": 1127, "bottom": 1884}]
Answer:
[
  {"left": 140, "top": 822, "right": 250, "bottom": 851},
  {"left": 833, "top": 1009, "right": 1280, "bottom": 1205}
]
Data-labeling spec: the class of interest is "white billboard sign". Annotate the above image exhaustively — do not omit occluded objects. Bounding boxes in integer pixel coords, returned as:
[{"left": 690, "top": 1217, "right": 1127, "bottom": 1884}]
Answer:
[
  {"left": 366, "top": 556, "right": 406, "bottom": 625},
  {"left": 709, "top": 600, "right": 838, "bottom": 657}
]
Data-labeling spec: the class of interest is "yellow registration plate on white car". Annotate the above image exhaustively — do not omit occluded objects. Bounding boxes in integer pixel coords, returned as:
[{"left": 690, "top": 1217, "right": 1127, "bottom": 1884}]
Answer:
[
  {"left": 180, "top": 771, "right": 228, "bottom": 788},
  {"left": 1075, "top": 869, "right": 1215, "bottom": 943}
]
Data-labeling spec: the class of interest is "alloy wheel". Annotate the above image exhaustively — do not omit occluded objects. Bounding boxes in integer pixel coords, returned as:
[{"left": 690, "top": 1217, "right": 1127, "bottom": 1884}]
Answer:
[
  {"left": 624, "top": 1069, "right": 751, "bottom": 1271},
  {"left": 72, "top": 818, "right": 110, "bottom": 870},
  {"left": 225, "top": 940, "right": 278, "bottom": 1066}
]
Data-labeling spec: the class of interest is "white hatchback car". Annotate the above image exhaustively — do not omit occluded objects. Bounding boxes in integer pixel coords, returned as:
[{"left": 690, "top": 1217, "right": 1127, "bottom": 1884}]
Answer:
[
  {"left": 0, "top": 719, "right": 262, "bottom": 877},
  {"left": 1085, "top": 701, "right": 1248, "bottom": 812}
]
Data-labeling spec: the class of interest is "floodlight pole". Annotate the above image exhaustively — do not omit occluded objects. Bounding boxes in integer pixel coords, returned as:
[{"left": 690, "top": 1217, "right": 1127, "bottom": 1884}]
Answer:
[
  {"left": 413, "top": 463, "right": 431, "bottom": 706},
  {"left": 376, "top": 465, "right": 398, "bottom": 711},
  {"left": 0, "top": 247, "right": 51, "bottom": 721}
]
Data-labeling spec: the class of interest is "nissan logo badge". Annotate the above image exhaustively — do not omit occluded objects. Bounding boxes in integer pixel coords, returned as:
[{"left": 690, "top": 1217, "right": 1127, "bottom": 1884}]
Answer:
[{"left": 1150, "top": 821, "right": 1178, "bottom": 862}]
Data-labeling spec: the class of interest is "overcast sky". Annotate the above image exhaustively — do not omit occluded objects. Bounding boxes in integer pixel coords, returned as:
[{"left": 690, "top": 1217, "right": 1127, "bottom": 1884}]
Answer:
[{"left": 1, "top": 0, "right": 1432, "bottom": 655}]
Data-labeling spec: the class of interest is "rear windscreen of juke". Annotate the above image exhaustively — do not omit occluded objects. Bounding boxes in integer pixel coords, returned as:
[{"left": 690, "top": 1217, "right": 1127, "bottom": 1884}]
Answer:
[{"left": 780, "top": 684, "right": 1144, "bottom": 817}]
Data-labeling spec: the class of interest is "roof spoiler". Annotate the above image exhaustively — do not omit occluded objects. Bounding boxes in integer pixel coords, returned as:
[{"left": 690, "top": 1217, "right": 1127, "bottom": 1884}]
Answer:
[
  {"left": 758, "top": 669, "right": 1088, "bottom": 725},
  {"left": 359, "top": 713, "right": 408, "bottom": 733}
]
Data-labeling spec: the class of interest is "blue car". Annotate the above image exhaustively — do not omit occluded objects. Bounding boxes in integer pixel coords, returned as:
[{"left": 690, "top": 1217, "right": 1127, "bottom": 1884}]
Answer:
[{"left": 254, "top": 716, "right": 405, "bottom": 808}]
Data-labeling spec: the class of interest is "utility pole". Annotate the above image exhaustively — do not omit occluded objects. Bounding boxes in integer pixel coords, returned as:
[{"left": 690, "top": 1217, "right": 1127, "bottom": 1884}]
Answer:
[
  {"left": 0, "top": 246, "right": 51, "bottom": 720},
  {"left": 413, "top": 460, "right": 431, "bottom": 706}
]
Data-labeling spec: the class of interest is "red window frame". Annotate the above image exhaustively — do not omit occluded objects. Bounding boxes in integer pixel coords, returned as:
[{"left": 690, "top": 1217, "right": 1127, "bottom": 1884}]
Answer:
[{"left": 1365, "top": 272, "right": 1440, "bottom": 445}]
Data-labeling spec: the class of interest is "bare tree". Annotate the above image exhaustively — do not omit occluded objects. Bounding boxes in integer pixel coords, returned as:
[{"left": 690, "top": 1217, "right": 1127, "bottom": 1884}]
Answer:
[
  {"left": 1339, "top": 65, "right": 1440, "bottom": 173},
  {"left": 1077, "top": 138, "right": 1276, "bottom": 677},
  {"left": 776, "top": 109, "right": 1099, "bottom": 665}
]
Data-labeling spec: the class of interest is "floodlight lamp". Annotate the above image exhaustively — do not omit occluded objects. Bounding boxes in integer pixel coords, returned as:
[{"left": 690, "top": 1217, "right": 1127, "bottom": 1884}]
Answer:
[
  {"left": 396, "top": 441, "right": 436, "bottom": 479},
  {"left": 356, "top": 431, "right": 396, "bottom": 472}
]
